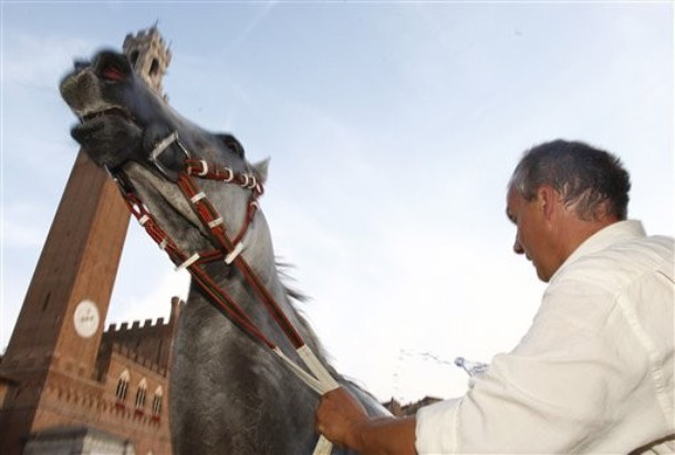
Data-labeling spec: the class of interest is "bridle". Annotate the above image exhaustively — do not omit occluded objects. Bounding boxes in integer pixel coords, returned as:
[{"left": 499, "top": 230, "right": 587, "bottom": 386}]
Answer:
[{"left": 112, "top": 131, "right": 337, "bottom": 455}]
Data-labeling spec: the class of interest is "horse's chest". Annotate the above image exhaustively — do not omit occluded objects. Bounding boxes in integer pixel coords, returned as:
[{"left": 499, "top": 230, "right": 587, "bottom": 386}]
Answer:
[{"left": 170, "top": 305, "right": 318, "bottom": 454}]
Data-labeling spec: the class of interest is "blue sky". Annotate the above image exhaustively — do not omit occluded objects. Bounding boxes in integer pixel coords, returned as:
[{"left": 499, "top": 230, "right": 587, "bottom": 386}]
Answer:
[{"left": 1, "top": 1, "right": 673, "bottom": 403}]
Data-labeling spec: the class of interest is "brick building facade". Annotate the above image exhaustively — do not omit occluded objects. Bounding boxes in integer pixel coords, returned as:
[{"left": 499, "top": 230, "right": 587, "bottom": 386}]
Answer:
[{"left": 0, "top": 299, "right": 182, "bottom": 455}]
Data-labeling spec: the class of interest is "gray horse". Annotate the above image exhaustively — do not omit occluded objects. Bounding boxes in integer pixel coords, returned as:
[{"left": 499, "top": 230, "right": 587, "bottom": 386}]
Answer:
[{"left": 60, "top": 49, "right": 387, "bottom": 454}]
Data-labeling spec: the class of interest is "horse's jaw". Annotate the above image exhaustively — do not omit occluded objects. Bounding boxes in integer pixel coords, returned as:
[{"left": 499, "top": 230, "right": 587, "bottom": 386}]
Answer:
[{"left": 122, "top": 162, "right": 212, "bottom": 251}]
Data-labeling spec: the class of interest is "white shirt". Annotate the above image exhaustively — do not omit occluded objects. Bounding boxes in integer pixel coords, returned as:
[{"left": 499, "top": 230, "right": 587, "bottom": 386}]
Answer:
[{"left": 416, "top": 220, "right": 674, "bottom": 454}]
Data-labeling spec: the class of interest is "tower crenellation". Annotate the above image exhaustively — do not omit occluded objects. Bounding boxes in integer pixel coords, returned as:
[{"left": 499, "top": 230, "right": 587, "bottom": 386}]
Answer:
[{"left": 122, "top": 25, "right": 172, "bottom": 100}]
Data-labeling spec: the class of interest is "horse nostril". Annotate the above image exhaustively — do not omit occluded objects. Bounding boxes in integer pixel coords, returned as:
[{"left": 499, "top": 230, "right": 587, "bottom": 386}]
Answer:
[{"left": 74, "top": 59, "right": 90, "bottom": 72}]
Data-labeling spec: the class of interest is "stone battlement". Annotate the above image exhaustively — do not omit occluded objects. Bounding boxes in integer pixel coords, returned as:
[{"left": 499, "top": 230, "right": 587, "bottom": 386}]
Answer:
[
  {"left": 98, "top": 297, "right": 183, "bottom": 375},
  {"left": 106, "top": 317, "right": 167, "bottom": 333}
]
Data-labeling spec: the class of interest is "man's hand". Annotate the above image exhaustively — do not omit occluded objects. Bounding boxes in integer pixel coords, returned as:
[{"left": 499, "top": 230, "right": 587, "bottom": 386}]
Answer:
[
  {"left": 316, "top": 387, "right": 368, "bottom": 450},
  {"left": 315, "top": 387, "right": 418, "bottom": 455}
]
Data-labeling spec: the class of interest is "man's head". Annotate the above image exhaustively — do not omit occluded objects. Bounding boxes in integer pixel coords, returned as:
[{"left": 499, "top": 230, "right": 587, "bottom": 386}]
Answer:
[{"left": 506, "top": 140, "right": 631, "bottom": 282}]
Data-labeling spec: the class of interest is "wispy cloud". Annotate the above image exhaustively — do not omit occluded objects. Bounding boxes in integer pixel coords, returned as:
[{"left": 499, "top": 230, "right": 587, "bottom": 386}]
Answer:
[
  {"left": 107, "top": 267, "right": 190, "bottom": 329},
  {"left": 2, "top": 32, "right": 94, "bottom": 89},
  {"left": 222, "top": 0, "right": 278, "bottom": 57},
  {"left": 1, "top": 213, "right": 46, "bottom": 249}
]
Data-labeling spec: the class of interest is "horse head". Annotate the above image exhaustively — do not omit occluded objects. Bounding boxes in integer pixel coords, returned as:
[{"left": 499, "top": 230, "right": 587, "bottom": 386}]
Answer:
[{"left": 60, "top": 49, "right": 270, "bottom": 262}]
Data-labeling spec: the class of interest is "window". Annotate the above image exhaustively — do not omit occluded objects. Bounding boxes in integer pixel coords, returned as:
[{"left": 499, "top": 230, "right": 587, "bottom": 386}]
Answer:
[
  {"left": 115, "top": 370, "right": 130, "bottom": 402},
  {"left": 151, "top": 386, "right": 163, "bottom": 416},
  {"left": 135, "top": 378, "right": 147, "bottom": 409},
  {"left": 130, "top": 50, "right": 139, "bottom": 67}
]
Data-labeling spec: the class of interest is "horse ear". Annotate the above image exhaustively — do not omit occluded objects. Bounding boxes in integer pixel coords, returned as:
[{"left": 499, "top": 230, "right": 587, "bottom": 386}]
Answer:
[
  {"left": 217, "top": 133, "right": 245, "bottom": 159},
  {"left": 252, "top": 158, "right": 270, "bottom": 184}
]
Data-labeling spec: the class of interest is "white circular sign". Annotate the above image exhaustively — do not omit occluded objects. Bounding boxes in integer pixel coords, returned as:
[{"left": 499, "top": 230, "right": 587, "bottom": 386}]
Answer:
[{"left": 73, "top": 299, "right": 100, "bottom": 338}]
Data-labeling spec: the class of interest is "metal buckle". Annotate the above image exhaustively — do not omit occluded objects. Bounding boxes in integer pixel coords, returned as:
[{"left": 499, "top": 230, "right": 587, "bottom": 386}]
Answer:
[{"left": 148, "top": 131, "right": 191, "bottom": 178}]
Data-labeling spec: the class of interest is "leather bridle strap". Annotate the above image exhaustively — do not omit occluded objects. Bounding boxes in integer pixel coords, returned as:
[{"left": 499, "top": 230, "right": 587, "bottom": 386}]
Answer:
[
  {"left": 175, "top": 164, "right": 340, "bottom": 396},
  {"left": 122, "top": 182, "right": 340, "bottom": 395},
  {"left": 121, "top": 192, "right": 277, "bottom": 350},
  {"left": 176, "top": 164, "right": 305, "bottom": 349}
]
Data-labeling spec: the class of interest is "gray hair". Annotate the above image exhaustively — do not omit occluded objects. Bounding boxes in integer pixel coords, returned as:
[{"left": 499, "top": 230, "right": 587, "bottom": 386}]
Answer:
[{"left": 509, "top": 140, "right": 631, "bottom": 221}]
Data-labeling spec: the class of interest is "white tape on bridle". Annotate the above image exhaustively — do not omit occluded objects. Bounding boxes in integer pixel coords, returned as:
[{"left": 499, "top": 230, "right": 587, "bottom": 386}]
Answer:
[
  {"left": 175, "top": 253, "right": 200, "bottom": 271},
  {"left": 224, "top": 241, "right": 245, "bottom": 265},
  {"left": 190, "top": 192, "right": 207, "bottom": 203},
  {"left": 297, "top": 345, "right": 340, "bottom": 392},
  {"left": 207, "top": 217, "right": 223, "bottom": 228},
  {"left": 272, "top": 344, "right": 339, "bottom": 455},
  {"left": 272, "top": 348, "right": 325, "bottom": 395},
  {"left": 313, "top": 435, "right": 334, "bottom": 455}
]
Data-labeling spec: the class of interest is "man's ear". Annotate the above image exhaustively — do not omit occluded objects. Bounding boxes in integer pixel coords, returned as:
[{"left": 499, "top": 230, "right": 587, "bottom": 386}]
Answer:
[{"left": 536, "top": 185, "right": 558, "bottom": 220}]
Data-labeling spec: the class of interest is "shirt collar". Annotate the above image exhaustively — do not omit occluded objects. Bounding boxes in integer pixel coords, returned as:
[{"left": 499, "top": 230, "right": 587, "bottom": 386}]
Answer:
[{"left": 550, "top": 219, "right": 646, "bottom": 282}]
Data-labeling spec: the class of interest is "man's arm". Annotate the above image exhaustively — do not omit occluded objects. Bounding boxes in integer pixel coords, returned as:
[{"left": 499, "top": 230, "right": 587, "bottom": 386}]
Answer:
[{"left": 316, "top": 387, "right": 417, "bottom": 455}]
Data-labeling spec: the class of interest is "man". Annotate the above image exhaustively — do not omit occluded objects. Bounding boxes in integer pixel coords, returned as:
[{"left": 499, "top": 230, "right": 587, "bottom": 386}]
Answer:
[{"left": 316, "top": 140, "right": 674, "bottom": 454}]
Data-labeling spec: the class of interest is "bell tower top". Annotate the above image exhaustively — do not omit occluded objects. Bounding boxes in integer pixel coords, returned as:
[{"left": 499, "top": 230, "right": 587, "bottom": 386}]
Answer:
[{"left": 122, "top": 25, "right": 171, "bottom": 99}]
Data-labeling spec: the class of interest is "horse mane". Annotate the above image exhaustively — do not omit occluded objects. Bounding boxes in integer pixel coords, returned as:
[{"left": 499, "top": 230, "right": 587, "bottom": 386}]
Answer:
[
  {"left": 275, "top": 258, "right": 308, "bottom": 304},
  {"left": 275, "top": 258, "right": 329, "bottom": 354}
]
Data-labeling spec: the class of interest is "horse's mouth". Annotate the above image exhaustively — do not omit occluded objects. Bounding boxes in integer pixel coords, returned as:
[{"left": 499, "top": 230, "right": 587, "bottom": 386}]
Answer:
[
  {"left": 71, "top": 105, "right": 139, "bottom": 143},
  {"left": 78, "top": 106, "right": 136, "bottom": 124}
]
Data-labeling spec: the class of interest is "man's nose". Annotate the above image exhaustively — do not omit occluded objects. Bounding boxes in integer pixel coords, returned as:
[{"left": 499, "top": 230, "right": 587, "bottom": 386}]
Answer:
[{"left": 513, "top": 236, "right": 524, "bottom": 255}]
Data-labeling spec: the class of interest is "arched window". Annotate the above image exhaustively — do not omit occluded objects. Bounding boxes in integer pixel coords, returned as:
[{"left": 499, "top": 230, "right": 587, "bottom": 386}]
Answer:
[
  {"left": 151, "top": 386, "right": 163, "bottom": 416},
  {"left": 135, "top": 378, "right": 147, "bottom": 409},
  {"left": 116, "top": 370, "right": 130, "bottom": 402},
  {"left": 150, "top": 59, "right": 159, "bottom": 76},
  {"left": 129, "top": 50, "right": 139, "bottom": 67}
]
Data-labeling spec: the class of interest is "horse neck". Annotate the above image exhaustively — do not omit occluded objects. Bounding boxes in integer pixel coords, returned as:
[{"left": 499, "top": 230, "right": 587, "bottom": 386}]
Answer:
[{"left": 200, "top": 211, "right": 327, "bottom": 362}]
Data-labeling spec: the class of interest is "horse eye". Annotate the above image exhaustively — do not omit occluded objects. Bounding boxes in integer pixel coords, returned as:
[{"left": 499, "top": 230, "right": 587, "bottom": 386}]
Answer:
[{"left": 102, "top": 66, "right": 125, "bottom": 82}]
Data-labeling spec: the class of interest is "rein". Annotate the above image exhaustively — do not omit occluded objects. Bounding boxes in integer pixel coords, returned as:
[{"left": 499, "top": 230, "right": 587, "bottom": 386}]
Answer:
[{"left": 113, "top": 132, "right": 337, "bottom": 455}]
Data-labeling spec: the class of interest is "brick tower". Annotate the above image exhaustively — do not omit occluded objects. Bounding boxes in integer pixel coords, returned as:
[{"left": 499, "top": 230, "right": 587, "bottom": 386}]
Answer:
[{"left": 0, "top": 27, "right": 174, "bottom": 455}]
